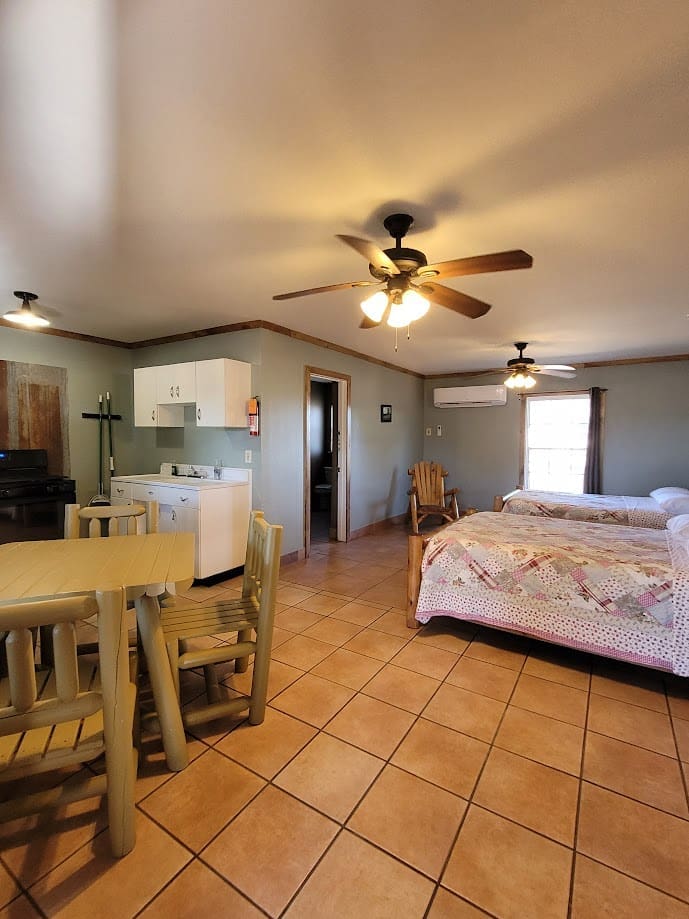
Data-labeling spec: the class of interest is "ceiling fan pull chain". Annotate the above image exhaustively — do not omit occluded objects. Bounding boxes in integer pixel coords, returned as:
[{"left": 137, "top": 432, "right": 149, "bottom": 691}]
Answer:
[
  {"left": 407, "top": 324, "right": 411, "bottom": 341},
  {"left": 394, "top": 328, "right": 398, "bottom": 352}
]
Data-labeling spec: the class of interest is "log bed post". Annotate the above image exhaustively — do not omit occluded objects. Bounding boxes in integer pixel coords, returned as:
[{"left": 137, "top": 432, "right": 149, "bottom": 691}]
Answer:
[{"left": 407, "top": 534, "right": 425, "bottom": 629}]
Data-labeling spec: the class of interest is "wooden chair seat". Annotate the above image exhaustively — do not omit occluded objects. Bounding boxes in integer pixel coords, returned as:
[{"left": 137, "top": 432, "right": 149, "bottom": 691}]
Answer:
[
  {"left": 408, "top": 461, "right": 460, "bottom": 534},
  {"left": 159, "top": 511, "right": 282, "bottom": 730},
  {"left": 0, "top": 594, "right": 137, "bottom": 855}
]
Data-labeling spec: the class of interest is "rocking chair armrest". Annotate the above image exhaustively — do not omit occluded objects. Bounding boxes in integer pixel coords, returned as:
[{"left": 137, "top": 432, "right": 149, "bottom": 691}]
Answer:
[
  {"left": 407, "top": 487, "right": 418, "bottom": 496},
  {"left": 444, "top": 488, "right": 459, "bottom": 497}
]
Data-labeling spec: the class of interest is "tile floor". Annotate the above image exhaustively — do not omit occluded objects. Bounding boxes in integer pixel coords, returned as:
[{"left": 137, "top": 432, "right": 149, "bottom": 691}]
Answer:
[{"left": 3, "top": 525, "right": 689, "bottom": 917}]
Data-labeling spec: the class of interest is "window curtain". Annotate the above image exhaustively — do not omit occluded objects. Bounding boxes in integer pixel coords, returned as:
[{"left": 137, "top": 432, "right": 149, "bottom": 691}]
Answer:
[{"left": 583, "top": 386, "right": 605, "bottom": 494}]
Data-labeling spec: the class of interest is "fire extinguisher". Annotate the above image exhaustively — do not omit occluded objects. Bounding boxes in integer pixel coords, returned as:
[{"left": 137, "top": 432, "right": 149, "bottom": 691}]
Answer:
[{"left": 248, "top": 397, "right": 259, "bottom": 436}]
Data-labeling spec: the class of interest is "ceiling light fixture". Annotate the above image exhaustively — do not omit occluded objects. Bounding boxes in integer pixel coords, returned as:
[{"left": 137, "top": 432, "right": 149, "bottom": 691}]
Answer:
[
  {"left": 361, "top": 286, "right": 430, "bottom": 329},
  {"left": 3, "top": 291, "right": 49, "bottom": 328},
  {"left": 504, "top": 370, "right": 537, "bottom": 389}
]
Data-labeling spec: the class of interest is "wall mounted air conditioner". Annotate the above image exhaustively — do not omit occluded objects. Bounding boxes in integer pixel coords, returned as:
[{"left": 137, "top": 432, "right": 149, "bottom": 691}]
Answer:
[{"left": 433, "top": 385, "right": 507, "bottom": 408}]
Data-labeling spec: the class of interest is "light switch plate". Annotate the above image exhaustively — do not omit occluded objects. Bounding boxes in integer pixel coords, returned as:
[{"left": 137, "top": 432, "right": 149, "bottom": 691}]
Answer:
[
  {"left": 244, "top": 450, "right": 252, "bottom": 464},
  {"left": 425, "top": 427, "right": 432, "bottom": 436},
  {"left": 436, "top": 425, "right": 442, "bottom": 436}
]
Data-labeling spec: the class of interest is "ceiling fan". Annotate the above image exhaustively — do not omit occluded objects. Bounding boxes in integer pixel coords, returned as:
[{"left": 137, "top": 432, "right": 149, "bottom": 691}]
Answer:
[
  {"left": 273, "top": 213, "right": 533, "bottom": 331},
  {"left": 501, "top": 342, "right": 577, "bottom": 389}
]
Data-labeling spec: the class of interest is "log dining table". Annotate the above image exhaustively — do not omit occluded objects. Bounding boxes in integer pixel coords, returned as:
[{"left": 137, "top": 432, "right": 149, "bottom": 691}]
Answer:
[{"left": 0, "top": 531, "right": 195, "bottom": 773}]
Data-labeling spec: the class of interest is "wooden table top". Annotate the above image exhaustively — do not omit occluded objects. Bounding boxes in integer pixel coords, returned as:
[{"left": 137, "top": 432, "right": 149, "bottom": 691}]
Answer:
[{"left": 0, "top": 532, "right": 195, "bottom": 606}]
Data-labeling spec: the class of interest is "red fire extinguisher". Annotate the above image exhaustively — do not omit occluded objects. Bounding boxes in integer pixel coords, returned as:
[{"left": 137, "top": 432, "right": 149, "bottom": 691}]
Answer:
[{"left": 248, "top": 398, "right": 259, "bottom": 436}]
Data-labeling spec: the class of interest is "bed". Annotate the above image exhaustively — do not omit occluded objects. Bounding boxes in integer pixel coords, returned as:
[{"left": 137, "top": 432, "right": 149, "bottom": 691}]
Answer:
[
  {"left": 492, "top": 488, "right": 687, "bottom": 529},
  {"left": 406, "top": 512, "right": 689, "bottom": 676}
]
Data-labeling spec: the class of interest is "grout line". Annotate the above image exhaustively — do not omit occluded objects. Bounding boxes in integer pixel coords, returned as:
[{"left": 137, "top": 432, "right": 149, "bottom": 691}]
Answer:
[{"left": 567, "top": 653, "right": 593, "bottom": 918}]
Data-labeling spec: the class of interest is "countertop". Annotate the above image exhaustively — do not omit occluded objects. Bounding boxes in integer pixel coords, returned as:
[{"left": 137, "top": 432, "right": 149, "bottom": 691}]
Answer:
[{"left": 111, "top": 474, "right": 248, "bottom": 490}]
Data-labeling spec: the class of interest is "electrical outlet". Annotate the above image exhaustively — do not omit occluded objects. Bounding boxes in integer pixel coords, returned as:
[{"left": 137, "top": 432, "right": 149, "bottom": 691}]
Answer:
[
  {"left": 244, "top": 449, "right": 252, "bottom": 464},
  {"left": 436, "top": 425, "right": 442, "bottom": 436},
  {"left": 425, "top": 427, "right": 432, "bottom": 436}
]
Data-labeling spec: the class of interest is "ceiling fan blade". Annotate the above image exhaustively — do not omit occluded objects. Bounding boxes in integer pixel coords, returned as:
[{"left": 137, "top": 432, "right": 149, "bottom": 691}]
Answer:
[
  {"left": 273, "top": 280, "right": 376, "bottom": 301},
  {"left": 419, "top": 250, "right": 533, "bottom": 280},
  {"left": 336, "top": 235, "right": 400, "bottom": 276},
  {"left": 419, "top": 282, "right": 491, "bottom": 319},
  {"left": 538, "top": 364, "right": 576, "bottom": 372},
  {"left": 535, "top": 368, "right": 577, "bottom": 379}
]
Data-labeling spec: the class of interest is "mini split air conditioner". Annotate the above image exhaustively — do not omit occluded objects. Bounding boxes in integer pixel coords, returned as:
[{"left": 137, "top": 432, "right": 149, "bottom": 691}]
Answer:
[{"left": 433, "top": 385, "right": 507, "bottom": 408}]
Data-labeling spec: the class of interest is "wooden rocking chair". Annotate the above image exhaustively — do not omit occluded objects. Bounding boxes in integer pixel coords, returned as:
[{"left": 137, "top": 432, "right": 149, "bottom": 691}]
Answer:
[{"left": 408, "top": 462, "right": 460, "bottom": 534}]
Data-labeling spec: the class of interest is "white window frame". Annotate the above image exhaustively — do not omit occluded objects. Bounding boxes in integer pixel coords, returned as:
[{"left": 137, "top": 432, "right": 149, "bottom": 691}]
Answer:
[{"left": 519, "top": 391, "right": 591, "bottom": 494}]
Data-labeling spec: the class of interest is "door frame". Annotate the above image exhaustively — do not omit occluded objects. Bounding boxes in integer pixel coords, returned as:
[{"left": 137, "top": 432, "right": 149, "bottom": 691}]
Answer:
[{"left": 303, "top": 366, "right": 351, "bottom": 557}]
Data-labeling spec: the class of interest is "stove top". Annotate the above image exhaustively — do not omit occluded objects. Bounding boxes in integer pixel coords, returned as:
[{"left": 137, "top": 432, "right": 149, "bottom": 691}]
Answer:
[{"left": 0, "top": 449, "right": 75, "bottom": 499}]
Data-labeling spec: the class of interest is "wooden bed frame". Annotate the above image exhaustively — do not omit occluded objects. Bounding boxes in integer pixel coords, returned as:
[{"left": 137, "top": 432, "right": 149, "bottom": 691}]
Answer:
[
  {"left": 407, "top": 534, "right": 428, "bottom": 629},
  {"left": 492, "top": 488, "right": 520, "bottom": 512}
]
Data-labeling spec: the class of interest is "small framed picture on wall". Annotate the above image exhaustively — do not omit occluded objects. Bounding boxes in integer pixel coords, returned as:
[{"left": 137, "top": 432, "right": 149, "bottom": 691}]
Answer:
[{"left": 380, "top": 404, "right": 392, "bottom": 423}]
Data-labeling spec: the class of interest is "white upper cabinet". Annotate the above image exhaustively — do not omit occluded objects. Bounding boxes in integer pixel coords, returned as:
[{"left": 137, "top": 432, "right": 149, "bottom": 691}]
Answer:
[
  {"left": 133, "top": 367, "right": 184, "bottom": 427},
  {"left": 156, "top": 362, "right": 196, "bottom": 404},
  {"left": 133, "top": 358, "right": 251, "bottom": 427},
  {"left": 195, "top": 358, "right": 251, "bottom": 427}
]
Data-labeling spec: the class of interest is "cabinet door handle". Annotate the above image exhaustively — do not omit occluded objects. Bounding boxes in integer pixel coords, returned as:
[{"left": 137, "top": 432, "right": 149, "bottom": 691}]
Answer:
[
  {"left": 147, "top": 490, "right": 155, "bottom": 496},
  {"left": 151, "top": 409, "right": 156, "bottom": 421},
  {"left": 176, "top": 385, "right": 180, "bottom": 398},
  {"left": 197, "top": 408, "right": 201, "bottom": 420},
  {"left": 116, "top": 487, "right": 124, "bottom": 495},
  {"left": 170, "top": 385, "right": 174, "bottom": 398},
  {"left": 180, "top": 496, "right": 188, "bottom": 502},
  {"left": 171, "top": 509, "right": 176, "bottom": 522}
]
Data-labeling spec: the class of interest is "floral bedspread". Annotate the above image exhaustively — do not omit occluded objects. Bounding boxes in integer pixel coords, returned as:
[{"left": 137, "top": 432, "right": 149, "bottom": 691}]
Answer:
[
  {"left": 502, "top": 490, "right": 669, "bottom": 529},
  {"left": 416, "top": 512, "right": 689, "bottom": 675}
]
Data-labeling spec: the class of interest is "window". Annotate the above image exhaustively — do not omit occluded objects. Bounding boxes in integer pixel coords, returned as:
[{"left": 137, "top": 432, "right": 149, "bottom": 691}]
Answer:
[{"left": 522, "top": 393, "right": 591, "bottom": 493}]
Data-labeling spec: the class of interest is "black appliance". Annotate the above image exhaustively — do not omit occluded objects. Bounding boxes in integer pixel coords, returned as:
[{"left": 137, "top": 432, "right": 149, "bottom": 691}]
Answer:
[{"left": 0, "top": 449, "right": 76, "bottom": 544}]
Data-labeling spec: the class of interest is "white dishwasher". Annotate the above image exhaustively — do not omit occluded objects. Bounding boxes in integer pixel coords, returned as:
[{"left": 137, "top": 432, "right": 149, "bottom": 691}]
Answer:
[{"left": 110, "top": 471, "right": 251, "bottom": 579}]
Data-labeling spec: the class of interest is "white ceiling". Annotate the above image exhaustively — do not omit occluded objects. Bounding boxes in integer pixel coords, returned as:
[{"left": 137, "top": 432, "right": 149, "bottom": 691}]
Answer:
[{"left": 1, "top": 1, "right": 689, "bottom": 374}]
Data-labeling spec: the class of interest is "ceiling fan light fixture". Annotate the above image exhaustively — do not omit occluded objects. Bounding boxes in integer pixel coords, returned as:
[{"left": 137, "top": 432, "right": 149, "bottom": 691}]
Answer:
[
  {"left": 360, "top": 290, "right": 388, "bottom": 323},
  {"left": 505, "top": 370, "right": 536, "bottom": 390},
  {"left": 3, "top": 291, "right": 49, "bottom": 328},
  {"left": 400, "top": 288, "right": 430, "bottom": 322}
]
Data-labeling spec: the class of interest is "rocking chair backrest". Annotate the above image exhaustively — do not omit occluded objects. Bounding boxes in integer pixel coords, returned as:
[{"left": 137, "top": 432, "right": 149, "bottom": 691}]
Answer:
[{"left": 409, "top": 462, "right": 448, "bottom": 506}]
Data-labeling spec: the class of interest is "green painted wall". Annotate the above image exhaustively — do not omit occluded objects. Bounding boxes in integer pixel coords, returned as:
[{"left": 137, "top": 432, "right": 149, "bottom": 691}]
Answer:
[
  {"left": 0, "top": 325, "right": 135, "bottom": 505},
  {"left": 423, "top": 360, "right": 689, "bottom": 511}
]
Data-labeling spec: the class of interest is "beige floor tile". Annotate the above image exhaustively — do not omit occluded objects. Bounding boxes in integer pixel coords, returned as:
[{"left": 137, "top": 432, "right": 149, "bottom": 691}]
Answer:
[
  {"left": 0, "top": 771, "right": 107, "bottom": 887},
  {"left": 474, "top": 747, "right": 578, "bottom": 845},
  {"left": 348, "top": 765, "right": 466, "bottom": 878},
  {"left": 270, "top": 625, "right": 294, "bottom": 648},
  {"left": 445, "top": 655, "right": 519, "bottom": 702},
  {"left": 318, "top": 574, "right": 362, "bottom": 597},
  {"left": 511, "top": 673, "right": 588, "bottom": 726},
  {"left": 391, "top": 718, "right": 489, "bottom": 798},
  {"left": 358, "top": 576, "right": 407, "bottom": 608},
  {"left": 274, "top": 733, "right": 383, "bottom": 822},
  {"left": 140, "top": 749, "right": 264, "bottom": 851},
  {"left": 494, "top": 706, "right": 584, "bottom": 775},
  {"left": 443, "top": 806, "right": 572, "bottom": 919},
  {"left": 276, "top": 585, "right": 316, "bottom": 606},
  {"left": 571, "top": 854, "right": 689, "bottom": 919},
  {"left": 29, "top": 812, "right": 191, "bottom": 918},
  {"left": 391, "top": 641, "right": 459, "bottom": 680},
  {"left": 270, "top": 673, "right": 355, "bottom": 727},
  {"left": 203, "top": 785, "right": 338, "bottom": 917},
  {"left": 275, "top": 607, "right": 324, "bottom": 633},
  {"left": 325, "top": 694, "right": 415, "bottom": 758},
  {"left": 284, "top": 830, "right": 434, "bottom": 918},
  {"left": 302, "top": 616, "right": 363, "bottom": 646},
  {"left": 222, "top": 658, "right": 305, "bottom": 701},
  {"left": 423, "top": 683, "right": 505, "bottom": 743},
  {"left": 271, "top": 634, "right": 335, "bottom": 669},
  {"left": 343, "top": 629, "right": 408, "bottom": 661},
  {"left": 134, "top": 733, "right": 207, "bottom": 802},
  {"left": 0, "top": 894, "right": 41, "bottom": 917},
  {"left": 591, "top": 671, "right": 668, "bottom": 713},
  {"left": 415, "top": 619, "right": 475, "bottom": 653},
  {"left": 428, "top": 887, "right": 492, "bottom": 918},
  {"left": 363, "top": 663, "right": 440, "bottom": 714},
  {"left": 310, "top": 647, "right": 384, "bottom": 690},
  {"left": 673, "top": 716, "right": 689, "bottom": 762},
  {"left": 369, "top": 609, "right": 412, "bottom": 639},
  {"left": 522, "top": 648, "right": 590, "bottom": 690},
  {"left": 140, "top": 859, "right": 263, "bottom": 918},
  {"left": 584, "top": 731, "right": 688, "bottom": 816},
  {"left": 0, "top": 861, "right": 20, "bottom": 910},
  {"left": 330, "top": 599, "right": 386, "bottom": 626},
  {"left": 215, "top": 708, "right": 317, "bottom": 778},
  {"left": 587, "top": 693, "right": 675, "bottom": 756},
  {"left": 298, "top": 593, "right": 349, "bottom": 615},
  {"left": 578, "top": 782, "right": 689, "bottom": 901},
  {"left": 667, "top": 685, "right": 689, "bottom": 721},
  {"left": 464, "top": 633, "right": 529, "bottom": 670}
]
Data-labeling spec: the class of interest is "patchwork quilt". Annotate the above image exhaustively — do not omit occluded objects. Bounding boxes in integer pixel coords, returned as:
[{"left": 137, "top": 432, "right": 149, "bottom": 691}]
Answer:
[
  {"left": 416, "top": 512, "right": 689, "bottom": 675},
  {"left": 501, "top": 490, "right": 669, "bottom": 529}
]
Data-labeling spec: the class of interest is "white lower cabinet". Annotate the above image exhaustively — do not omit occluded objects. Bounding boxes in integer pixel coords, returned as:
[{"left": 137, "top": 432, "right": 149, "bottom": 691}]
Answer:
[{"left": 111, "top": 476, "right": 250, "bottom": 579}]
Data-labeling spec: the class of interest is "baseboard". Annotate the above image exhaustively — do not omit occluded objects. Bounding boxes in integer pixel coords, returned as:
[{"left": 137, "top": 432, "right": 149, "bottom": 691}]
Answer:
[
  {"left": 281, "top": 548, "right": 303, "bottom": 565},
  {"left": 349, "top": 512, "right": 407, "bottom": 541}
]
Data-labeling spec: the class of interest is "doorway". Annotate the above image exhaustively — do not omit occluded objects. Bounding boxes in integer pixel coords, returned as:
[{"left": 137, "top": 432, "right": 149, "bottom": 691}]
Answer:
[{"left": 304, "top": 367, "right": 350, "bottom": 557}]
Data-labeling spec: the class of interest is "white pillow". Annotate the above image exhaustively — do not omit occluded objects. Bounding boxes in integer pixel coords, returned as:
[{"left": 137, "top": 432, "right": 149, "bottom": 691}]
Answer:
[
  {"left": 667, "top": 514, "right": 689, "bottom": 539},
  {"left": 650, "top": 486, "right": 689, "bottom": 502},
  {"left": 656, "top": 495, "right": 689, "bottom": 515}
]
